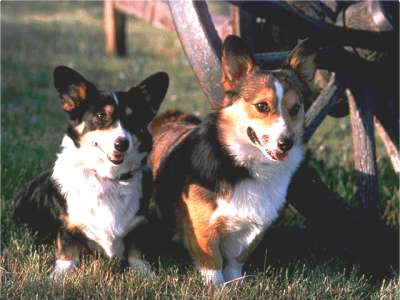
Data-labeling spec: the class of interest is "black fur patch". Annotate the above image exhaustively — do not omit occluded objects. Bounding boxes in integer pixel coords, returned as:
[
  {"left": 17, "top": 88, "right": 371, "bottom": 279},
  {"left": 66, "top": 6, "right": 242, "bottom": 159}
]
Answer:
[
  {"left": 13, "top": 170, "right": 66, "bottom": 241},
  {"left": 247, "top": 126, "right": 261, "bottom": 146},
  {"left": 154, "top": 112, "right": 251, "bottom": 228},
  {"left": 137, "top": 166, "right": 153, "bottom": 216},
  {"left": 67, "top": 125, "right": 81, "bottom": 148},
  {"left": 189, "top": 113, "right": 251, "bottom": 189}
]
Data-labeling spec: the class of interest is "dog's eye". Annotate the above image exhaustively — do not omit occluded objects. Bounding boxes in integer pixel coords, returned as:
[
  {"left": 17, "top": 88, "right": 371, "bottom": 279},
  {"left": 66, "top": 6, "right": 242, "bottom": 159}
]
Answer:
[
  {"left": 255, "top": 102, "right": 270, "bottom": 113},
  {"left": 96, "top": 112, "right": 107, "bottom": 121},
  {"left": 289, "top": 103, "right": 300, "bottom": 116}
]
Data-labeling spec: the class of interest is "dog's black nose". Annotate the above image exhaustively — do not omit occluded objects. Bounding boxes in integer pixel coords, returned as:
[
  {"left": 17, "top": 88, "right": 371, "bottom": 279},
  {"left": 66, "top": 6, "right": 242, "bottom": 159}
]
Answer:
[
  {"left": 277, "top": 136, "right": 293, "bottom": 152},
  {"left": 114, "top": 137, "right": 129, "bottom": 152}
]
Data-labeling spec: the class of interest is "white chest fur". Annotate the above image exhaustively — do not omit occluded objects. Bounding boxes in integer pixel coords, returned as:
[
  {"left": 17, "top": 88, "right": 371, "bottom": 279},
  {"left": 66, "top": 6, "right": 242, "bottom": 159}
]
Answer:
[
  {"left": 212, "top": 146, "right": 303, "bottom": 260},
  {"left": 52, "top": 158, "right": 145, "bottom": 258}
]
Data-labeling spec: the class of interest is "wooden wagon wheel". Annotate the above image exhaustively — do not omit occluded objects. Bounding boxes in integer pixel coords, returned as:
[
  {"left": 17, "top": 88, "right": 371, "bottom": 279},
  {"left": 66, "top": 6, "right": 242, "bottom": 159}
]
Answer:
[{"left": 169, "top": 0, "right": 398, "bottom": 274}]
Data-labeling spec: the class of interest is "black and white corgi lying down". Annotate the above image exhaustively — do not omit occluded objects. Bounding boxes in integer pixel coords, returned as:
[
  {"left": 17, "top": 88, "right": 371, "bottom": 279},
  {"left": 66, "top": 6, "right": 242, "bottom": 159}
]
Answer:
[{"left": 14, "top": 66, "right": 169, "bottom": 278}]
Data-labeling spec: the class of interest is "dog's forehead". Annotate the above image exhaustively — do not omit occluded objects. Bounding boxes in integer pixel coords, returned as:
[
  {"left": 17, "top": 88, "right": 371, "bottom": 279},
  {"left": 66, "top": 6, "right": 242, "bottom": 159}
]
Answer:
[
  {"left": 242, "top": 69, "right": 305, "bottom": 104},
  {"left": 79, "top": 93, "right": 114, "bottom": 118},
  {"left": 100, "top": 91, "right": 142, "bottom": 109},
  {"left": 268, "top": 69, "right": 304, "bottom": 93},
  {"left": 99, "top": 91, "right": 118, "bottom": 105},
  {"left": 239, "top": 72, "right": 279, "bottom": 101}
]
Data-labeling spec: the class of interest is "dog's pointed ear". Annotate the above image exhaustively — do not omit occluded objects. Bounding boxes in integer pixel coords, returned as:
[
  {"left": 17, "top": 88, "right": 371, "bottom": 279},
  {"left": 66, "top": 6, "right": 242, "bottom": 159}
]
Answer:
[
  {"left": 53, "top": 66, "right": 96, "bottom": 114},
  {"left": 128, "top": 72, "right": 169, "bottom": 125},
  {"left": 221, "top": 35, "right": 255, "bottom": 92},
  {"left": 284, "top": 39, "right": 318, "bottom": 83}
]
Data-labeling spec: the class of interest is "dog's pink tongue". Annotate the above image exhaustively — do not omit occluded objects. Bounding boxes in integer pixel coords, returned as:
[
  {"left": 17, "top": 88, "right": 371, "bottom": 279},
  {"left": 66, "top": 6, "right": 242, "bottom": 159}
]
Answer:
[
  {"left": 275, "top": 151, "right": 288, "bottom": 161},
  {"left": 110, "top": 152, "right": 124, "bottom": 164}
]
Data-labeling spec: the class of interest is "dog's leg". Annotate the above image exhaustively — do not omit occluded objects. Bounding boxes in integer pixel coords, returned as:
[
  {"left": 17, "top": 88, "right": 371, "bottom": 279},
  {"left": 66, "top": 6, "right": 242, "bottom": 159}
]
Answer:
[
  {"left": 221, "top": 228, "right": 264, "bottom": 282},
  {"left": 125, "top": 244, "right": 153, "bottom": 276},
  {"left": 182, "top": 218, "right": 224, "bottom": 285},
  {"left": 50, "top": 229, "right": 82, "bottom": 280},
  {"left": 186, "top": 232, "right": 224, "bottom": 286},
  {"left": 223, "top": 259, "right": 243, "bottom": 282},
  {"left": 221, "top": 235, "right": 244, "bottom": 282}
]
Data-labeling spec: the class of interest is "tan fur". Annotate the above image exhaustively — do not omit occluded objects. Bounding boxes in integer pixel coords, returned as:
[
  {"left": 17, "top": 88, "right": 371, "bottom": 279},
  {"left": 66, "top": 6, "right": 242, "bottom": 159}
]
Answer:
[
  {"left": 55, "top": 233, "right": 81, "bottom": 261},
  {"left": 285, "top": 39, "right": 317, "bottom": 83},
  {"left": 76, "top": 82, "right": 87, "bottom": 100},
  {"left": 149, "top": 111, "right": 199, "bottom": 177},
  {"left": 181, "top": 184, "right": 222, "bottom": 270},
  {"left": 149, "top": 124, "right": 194, "bottom": 178},
  {"left": 60, "top": 213, "right": 84, "bottom": 234},
  {"left": 61, "top": 82, "right": 87, "bottom": 112},
  {"left": 62, "top": 95, "right": 76, "bottom": 112},
  {"left": 149, "top": 110, "right": 200, "bottom": 137}
]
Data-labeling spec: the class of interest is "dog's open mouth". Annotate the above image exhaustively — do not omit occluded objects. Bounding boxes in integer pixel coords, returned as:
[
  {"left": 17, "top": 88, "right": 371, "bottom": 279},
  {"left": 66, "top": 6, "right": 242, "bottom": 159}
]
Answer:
[
  {"left": 94, "top": 142, "right": 125, "bottom": 165},
  {"left": 107, "top": 152, "right": 124, "bottom": 165},
  {"left": 266, "top": 149, "right": 288, "bottom": 161},
  {"left": 247, "top": 127, "right": 288, "bottom": 161}
]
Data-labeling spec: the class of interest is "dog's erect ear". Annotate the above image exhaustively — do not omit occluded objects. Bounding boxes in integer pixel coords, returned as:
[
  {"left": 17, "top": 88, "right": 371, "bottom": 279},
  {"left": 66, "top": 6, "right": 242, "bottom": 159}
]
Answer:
[
  {"left": 221, "top": 35, "right": 255, "bottom": 92},
  {"left": 284, "top": 39, "right": 318, "bottom": 83},
  {"left": 128, "top": 72, "right": 169, "bottom": 125},
  {"left": 53, "top": 66, "right": 96, "bottom": 114}
]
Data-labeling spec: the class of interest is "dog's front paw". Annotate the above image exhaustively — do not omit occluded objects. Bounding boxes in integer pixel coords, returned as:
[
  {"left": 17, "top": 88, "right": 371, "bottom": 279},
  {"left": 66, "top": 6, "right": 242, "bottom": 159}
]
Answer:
[
  {"left": 128, "top": 257, "right": 154, "bottom": 277},
  {"left": 199, "top": 268, "right": 225, "bottom": 286},
  {"left": 223, "top": 260, "right": 243, "bottom": 282},
  {"left": 49, "top": 259, "right": 76, "bottom": 280}
]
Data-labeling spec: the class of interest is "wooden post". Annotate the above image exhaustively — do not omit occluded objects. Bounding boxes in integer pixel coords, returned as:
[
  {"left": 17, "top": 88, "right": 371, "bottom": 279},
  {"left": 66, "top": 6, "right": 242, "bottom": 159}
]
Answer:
[
  {"left": 303, "top": 75, "right": 346, "bottom": 143},
  {"left": 230, "top": 6, "right": 241, "bottom": 36},
  {"left": 104, "top": 0, "right": 116, "bottom": 54},
  {"left": 347, "top": 89, "right": 379, "bottom": 210},
  {"left": 104, "top": 0, "right": 126, "bottom": 56},
  {"left": 375, "top": 119, "right": 400, "bottom": 175}
]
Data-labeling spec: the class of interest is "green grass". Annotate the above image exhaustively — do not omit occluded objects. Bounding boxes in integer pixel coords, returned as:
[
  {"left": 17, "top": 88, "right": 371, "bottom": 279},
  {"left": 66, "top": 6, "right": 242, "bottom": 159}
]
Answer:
[{"left": 1, "top": 2, "right": 398, "bottom": 299}]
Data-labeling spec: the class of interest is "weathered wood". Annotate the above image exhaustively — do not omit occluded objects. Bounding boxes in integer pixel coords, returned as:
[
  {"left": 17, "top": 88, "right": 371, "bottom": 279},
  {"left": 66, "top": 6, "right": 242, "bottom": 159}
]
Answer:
[
  {"left": 104, "top": 0, "right": 116, "bottom": 54},
  {"left": 230, "top": 6, "right": 240, "bottom": 36},
  {"left": 228, "top": 1, "right": 394, "bottom": 51},
  {"left": 304, "top": 75, "right": 347, "bottom": 143},
  {"left": 313, "top": 70, "right": 349, "bottom": 118},
  {"left": 255, "top": 47, "right": 388, "bottom": 81},
  {"left": 341, "top": 1, "right": 393, "bottom": 62},
  {"left": 375, "top": 119, "right": 400, "bottom": 174},
  {"left": 113, "top": 1, "right": 174, "bottom": 32},
  {"left": 168, "top": 0, "right": 224, "bottom": 106},
  {"left": 104, "top": 0, "right": 126, "bottom": 56},
  {"left": 106, "top": 0, "right": 233, "bottom": 57},
  {"left": 347, "top": 89, "right": 379, "bottom": 210},
  {"left": 374, "top": 94, "right": 398, "bottom": 149}
]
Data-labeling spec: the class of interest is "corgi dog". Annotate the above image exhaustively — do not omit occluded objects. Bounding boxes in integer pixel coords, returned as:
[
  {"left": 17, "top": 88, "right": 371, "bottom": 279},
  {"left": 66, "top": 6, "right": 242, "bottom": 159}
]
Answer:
[
  {"left": 14, "top": 66, "right": 169, "bottom": 278},
  {"left": 149, "top": 35, "right": 317, "bottom": 285}
]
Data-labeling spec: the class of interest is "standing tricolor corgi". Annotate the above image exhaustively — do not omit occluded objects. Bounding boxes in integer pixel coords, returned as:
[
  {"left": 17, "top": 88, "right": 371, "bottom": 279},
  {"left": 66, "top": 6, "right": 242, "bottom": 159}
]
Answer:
[
  {"left": 14, "top": 66, "right": 169, "bottom": 278},
  {"left": 149, "top": 35, "right": 317, "bottom": 285}
]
